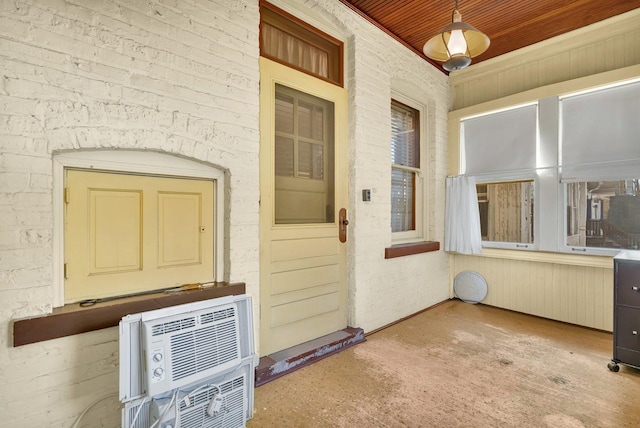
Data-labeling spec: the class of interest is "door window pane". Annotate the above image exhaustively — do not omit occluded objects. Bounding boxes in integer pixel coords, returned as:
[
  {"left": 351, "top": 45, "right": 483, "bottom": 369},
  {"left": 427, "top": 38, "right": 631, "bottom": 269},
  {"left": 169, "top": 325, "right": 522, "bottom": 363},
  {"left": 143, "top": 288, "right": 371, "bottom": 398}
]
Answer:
[
  {"left": 298, "top": 100, "right": 324, "bottom": 140},
  {"left": 298, "top": 142, "right": 324, "bottom": 180},
  {"left": 275, "top": 92, "right": 294, "bottom": 134},
  {"left": 275, "top": 136, "right": 294, "bottom": 177},
  {"left": 274, "top": 84, "right": 334, "bottom": 224}
]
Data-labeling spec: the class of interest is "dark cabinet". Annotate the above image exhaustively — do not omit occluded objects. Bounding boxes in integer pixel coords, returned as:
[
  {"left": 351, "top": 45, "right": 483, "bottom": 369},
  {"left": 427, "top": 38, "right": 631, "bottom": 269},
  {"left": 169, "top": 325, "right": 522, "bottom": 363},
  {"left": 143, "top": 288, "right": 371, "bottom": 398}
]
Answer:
[{"left": 608, "top": 251, "right": 640, "bottom": 372}]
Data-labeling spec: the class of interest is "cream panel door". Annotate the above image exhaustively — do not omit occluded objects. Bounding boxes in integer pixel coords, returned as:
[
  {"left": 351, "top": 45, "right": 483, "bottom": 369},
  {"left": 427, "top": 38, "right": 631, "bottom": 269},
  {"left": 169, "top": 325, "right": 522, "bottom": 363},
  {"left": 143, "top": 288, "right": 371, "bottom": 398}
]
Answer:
[
  {"left": 259, "top": 57, "right": 349, "bottom": 355},
  {"left": 65, "top": 170, "right": 214, "bottom": 303}
]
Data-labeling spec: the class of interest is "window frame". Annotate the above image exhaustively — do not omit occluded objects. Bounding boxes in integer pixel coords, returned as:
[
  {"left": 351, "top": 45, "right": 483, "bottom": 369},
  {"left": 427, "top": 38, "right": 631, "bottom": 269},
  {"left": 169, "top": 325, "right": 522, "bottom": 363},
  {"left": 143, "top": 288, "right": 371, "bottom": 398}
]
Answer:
[
  {"left": 450, "top": 68, "right": 640, "bottom": 261},
  {"left": 560, "top": 179, "right": 640, "bottom": 256},
  {"left": 460, "top": 102, "right": 540, "bottom": 250},
  {"left": 558, "top": 79, "right": 640, "bottom": 256},
  {"left": 390, "top": 92, "right": 427, "bottom": 243},
  {"left": 474, "top": 176, "right": 537, "bottom": 251},
  {"left": 52, "top": 151, "right": 225, "bottom": 308},
  {"left": 273, "top": 83, "right": 336, "bottom": 224},
  {"left": 260, "top": 0, "right": 343, "bottom": 87}
]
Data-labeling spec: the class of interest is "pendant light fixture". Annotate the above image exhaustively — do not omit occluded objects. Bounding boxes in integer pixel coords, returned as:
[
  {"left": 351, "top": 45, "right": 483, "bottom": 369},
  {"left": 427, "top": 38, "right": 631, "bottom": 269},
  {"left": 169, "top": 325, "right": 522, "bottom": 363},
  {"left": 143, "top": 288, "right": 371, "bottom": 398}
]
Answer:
[{"left": 423, "top": 0, "right": 490, "bottom": 72}]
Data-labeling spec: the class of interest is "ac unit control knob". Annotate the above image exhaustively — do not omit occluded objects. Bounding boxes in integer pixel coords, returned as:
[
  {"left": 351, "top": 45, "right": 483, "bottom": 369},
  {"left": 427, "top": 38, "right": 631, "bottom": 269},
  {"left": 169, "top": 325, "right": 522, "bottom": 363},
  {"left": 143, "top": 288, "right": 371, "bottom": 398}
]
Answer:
[
  {"left": 153, "top": 353, "right": 163, "bottom": 362},
  {"left": 154, "top": 367, "right": 164, "bottom": 377}
]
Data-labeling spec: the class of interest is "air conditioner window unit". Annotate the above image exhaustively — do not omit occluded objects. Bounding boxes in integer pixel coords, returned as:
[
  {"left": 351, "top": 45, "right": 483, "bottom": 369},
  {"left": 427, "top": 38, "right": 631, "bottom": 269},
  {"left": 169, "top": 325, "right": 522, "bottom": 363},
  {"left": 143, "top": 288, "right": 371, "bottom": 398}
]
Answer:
[
  {"left": 142, "top": 301, "right": 241, "bottom": 397},
  {"left": 123, "top": 357, "right": 255, "bottom": 428},
  {"left": 120, "top": 295, "right": 256, "bottom": 428},
  {"left": 171, "top": 368, "right": 247, "bottom": 428}
]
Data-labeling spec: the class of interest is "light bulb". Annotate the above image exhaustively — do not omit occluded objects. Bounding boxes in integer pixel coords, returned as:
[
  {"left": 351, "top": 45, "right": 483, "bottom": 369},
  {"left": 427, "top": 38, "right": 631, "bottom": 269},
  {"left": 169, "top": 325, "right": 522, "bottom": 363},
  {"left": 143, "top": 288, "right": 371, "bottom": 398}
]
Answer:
[{"left": 447, "top": 29, "right": 467, "bottom": 56}]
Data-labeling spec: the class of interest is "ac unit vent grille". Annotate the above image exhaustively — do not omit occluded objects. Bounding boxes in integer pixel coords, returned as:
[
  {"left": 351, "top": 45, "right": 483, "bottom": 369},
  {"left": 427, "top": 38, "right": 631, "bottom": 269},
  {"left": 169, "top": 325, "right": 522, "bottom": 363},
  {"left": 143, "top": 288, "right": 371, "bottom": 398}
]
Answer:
[
  {"left": 178, "top": 374, "right": 246, "bottom": 428},
  {"left": 170, "top": 320, "right": 239, "bottom": 381},
  {"left": 200, "top": 307, "right": 235, "bottom": 325},
  {"left": 126, "top": 400, "right": 153, "bottom": 428},
  {"left": 151, "top": 316, "right": 196, "bottom": 336}
]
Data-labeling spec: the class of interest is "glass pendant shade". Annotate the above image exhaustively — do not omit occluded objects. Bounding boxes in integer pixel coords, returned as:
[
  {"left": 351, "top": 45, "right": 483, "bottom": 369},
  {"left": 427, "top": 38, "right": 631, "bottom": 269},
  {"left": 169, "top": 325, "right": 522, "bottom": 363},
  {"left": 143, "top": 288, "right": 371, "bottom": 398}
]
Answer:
[
  {"left": 447, "top": 29, "right": 468, "bottom": 56},
  {"left": 423, "top": 7, "right": 490, "bottom": 72}
]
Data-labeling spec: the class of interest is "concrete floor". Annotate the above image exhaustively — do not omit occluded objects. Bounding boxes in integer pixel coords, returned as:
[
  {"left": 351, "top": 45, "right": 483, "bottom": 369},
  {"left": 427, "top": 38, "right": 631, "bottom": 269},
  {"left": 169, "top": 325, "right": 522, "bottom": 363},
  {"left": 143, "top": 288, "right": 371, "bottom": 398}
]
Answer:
[{"left": 248, "top": 300, "right": 640, "bottom": 427}]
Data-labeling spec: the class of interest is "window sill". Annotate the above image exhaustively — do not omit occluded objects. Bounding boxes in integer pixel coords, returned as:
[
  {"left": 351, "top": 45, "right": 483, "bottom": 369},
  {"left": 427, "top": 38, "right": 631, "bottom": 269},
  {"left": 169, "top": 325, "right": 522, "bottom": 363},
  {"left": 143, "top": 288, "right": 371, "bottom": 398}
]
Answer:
[
  {"left": 461, "top": 248, "right": 613, "bottom": 269},
  {"left": 13, "top": 282, "right": 245, "bottom": 347},
  {"left": 385, "top": 241, "right": 440, "bottom": 259}
]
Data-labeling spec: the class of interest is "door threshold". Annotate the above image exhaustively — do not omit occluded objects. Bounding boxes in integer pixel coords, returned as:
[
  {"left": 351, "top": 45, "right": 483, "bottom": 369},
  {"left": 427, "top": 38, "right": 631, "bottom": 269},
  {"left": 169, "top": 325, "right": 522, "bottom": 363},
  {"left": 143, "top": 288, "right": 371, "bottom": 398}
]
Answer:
[{"left": 255, "top": 327, "right": 365, "bottom": 386}]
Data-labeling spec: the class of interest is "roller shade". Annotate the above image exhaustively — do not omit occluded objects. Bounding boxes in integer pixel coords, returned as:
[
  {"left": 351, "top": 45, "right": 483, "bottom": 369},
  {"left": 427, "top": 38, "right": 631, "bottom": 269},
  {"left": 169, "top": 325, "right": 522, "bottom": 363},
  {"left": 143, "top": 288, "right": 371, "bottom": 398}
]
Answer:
[
  {"left": 462, "top": 104, "right": 537, "bottom": 175},
  {"left": 560, "top": 80, "right": 640, "bottom": 181}
]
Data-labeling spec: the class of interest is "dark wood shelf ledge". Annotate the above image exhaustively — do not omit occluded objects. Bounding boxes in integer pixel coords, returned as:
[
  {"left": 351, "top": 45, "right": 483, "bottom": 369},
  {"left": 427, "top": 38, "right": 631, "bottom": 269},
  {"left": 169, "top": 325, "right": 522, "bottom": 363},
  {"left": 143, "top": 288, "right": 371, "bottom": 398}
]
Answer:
[
  {"left": 385, "top": 241, "right": 440, "bottom": 259},
  {"left": 13, "top": 282, "right": 245, "bottom": 347}
]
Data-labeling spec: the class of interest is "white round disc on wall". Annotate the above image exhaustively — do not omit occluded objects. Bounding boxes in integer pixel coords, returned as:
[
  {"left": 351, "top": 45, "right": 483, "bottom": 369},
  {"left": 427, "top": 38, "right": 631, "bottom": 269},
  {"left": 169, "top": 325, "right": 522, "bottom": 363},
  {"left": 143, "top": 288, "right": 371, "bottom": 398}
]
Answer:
[{"left": 453, "top": 270, "right": 488, "bottom": 304}]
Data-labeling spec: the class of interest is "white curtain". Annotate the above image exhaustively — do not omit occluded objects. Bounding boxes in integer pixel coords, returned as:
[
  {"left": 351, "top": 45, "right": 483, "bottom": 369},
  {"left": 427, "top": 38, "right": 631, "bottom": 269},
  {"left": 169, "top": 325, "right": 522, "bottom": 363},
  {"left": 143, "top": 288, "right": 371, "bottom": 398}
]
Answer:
[
  {"left": 262, "top": 24, "right": 329, "bottom": 78},
  {"left": 445, "top": 176, "right": 482, "bottom": 254}
]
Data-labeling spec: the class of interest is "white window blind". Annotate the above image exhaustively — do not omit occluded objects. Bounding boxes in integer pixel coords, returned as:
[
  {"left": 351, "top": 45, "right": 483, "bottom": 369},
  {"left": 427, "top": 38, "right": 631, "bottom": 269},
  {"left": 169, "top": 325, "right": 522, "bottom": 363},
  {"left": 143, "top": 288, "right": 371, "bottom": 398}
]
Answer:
[
  {"left": 560, "top": 80, "right": 640, "bottom": 181},
  {"left": 391, "top": 103, "right": 419, "bottom": 168},
  {"left": 461, "top": 104, "right": 537, "bottom": 175},
  {"left": 391, "top": 100, "right": 420, "bottom": 233}
]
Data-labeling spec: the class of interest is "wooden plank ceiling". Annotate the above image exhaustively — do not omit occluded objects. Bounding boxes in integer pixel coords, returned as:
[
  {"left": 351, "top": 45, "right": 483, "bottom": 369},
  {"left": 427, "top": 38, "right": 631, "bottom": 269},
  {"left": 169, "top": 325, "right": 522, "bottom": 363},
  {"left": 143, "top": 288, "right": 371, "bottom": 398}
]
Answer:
[{"left": 339, "top": 0, "right": 640, "bottom": 71}]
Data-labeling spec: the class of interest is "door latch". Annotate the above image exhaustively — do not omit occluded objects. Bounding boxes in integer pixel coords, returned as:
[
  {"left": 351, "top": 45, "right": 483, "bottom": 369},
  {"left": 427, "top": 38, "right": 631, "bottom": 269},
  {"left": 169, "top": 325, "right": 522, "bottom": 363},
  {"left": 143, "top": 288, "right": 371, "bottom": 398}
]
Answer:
[{"left": 339, "top": 208, "right": 348, "bottom": 243}]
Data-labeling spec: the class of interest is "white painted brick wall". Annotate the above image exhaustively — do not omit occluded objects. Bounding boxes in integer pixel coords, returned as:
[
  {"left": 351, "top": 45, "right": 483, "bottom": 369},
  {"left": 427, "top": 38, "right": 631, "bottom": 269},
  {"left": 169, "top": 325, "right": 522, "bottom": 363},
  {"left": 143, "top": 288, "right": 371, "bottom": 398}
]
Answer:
[
  {"left": 0, "top": 0, "right": 260, "bottom": 426},
  {"left": 0, "top": 0, "right": 449, "bottom": 426}
]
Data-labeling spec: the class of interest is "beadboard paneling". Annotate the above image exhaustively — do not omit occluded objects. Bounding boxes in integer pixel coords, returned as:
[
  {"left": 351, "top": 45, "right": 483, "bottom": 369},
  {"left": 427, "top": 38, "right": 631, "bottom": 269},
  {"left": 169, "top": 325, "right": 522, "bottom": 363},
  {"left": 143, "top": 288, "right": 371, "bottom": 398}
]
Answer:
[
  {"left": 450, "top": 9, "right": 640, "bottom": 110},
  {"left": 452, "top": 255, "right": 613, "bottom": 331}
]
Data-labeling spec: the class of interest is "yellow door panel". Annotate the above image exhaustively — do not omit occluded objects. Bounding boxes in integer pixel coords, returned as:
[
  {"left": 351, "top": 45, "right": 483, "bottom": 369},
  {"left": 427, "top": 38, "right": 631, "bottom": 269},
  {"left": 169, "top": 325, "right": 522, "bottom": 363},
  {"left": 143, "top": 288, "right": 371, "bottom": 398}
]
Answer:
[
  {"left": 271, "top": 255, "right": 340, "bottom": 275},
  {"left": 270, "top": 292, "right": 339, "bottom": 328},
  {"left": 270, "top": 236, "right": 337, "bottom": 262},
  {"left": 271, "top": 264, "right": 339, "bottom": 295},
  {"left": 265, "top": 310, "right": 346, "bottom": 353},
  {"left": 270, "top": 283, "right": 339, "bottom": 310},
  {"left": 65, "top": 169, "right": 214, "bottom": 303},
  {"left": 90, "top": 189, "right": 142, "bottom": 274},
  {"left": 158, "top": 192, "right": 202, "bottom": 267}
]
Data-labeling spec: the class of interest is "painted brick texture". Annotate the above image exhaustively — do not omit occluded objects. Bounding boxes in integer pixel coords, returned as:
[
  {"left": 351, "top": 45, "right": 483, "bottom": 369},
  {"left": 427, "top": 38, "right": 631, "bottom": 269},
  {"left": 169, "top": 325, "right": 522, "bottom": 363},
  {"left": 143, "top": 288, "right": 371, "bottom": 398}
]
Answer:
[
  {"left": 1, "top": 0, "right": 260, "bottom": 426},
  {"left": 0, "top": 0, "right": 449, "bottom": 426},
  {"left": 332, "top": 5, "right": 450, "bottom": 330}
]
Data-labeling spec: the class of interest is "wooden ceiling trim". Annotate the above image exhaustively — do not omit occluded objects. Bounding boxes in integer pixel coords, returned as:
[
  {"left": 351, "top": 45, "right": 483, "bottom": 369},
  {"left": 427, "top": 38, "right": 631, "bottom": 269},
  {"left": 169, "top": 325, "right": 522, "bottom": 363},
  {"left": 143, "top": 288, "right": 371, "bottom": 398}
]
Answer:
[
  {"left": 336, "top": 0, "right": 447, "bottom": 73},
  {"left": 343, "top": 0, "right": 640, "bottom": 65}
]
